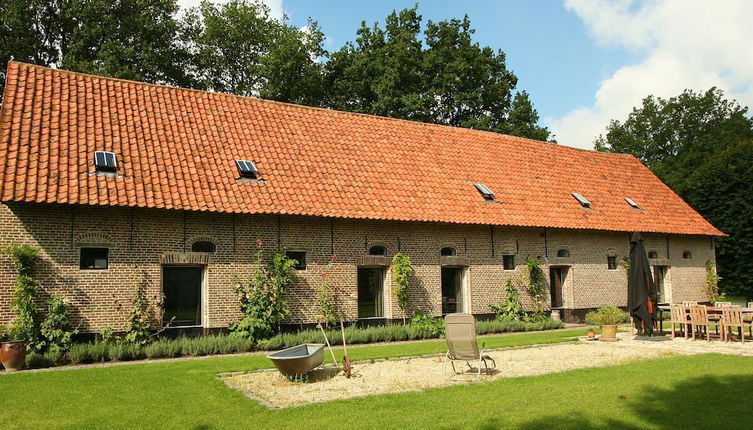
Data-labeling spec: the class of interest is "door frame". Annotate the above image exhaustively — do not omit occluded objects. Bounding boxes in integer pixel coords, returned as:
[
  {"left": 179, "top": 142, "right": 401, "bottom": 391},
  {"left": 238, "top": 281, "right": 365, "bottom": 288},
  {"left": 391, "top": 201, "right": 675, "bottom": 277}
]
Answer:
[
  {"left": 441, "top": 265, "right": 469, "bottom": 314},
  {"left": 549, "top": 265, "right": 568, "bottom": 309},
  {"left": 356, "top": 266, "right": 386, "bottom": 319},
  {"left": 161, "top": 264, "right": 207, "bottom": 328},
  {"left": 653, "top": 265, "right": 670, "bottom": 304}
]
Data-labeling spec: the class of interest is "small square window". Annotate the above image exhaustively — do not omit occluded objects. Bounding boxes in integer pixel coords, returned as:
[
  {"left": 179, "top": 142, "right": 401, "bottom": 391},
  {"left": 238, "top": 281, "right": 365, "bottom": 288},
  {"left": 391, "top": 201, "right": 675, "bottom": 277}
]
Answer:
[
  {"left": 503, "top": 255, "right": 515, "bottom": 271},
  {"left": 285, "top": 251, "right": 307, "bottom": 270},
  {"left": 683, "top": 251, "right": 692, "bottom": 259},
  {"left": 80, "top": 247, "right": 109, "bottom": 270},
  {"left": 607, "top": 256, "right": 617, "bottom": 270}
]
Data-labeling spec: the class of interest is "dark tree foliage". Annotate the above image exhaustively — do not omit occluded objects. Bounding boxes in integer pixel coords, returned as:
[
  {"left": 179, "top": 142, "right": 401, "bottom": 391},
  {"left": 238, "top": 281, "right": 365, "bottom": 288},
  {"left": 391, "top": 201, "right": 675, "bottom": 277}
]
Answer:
[
  {"left": 2, "top": 2, "right": 548, "bottom": 140},
  {"left": 323, "top": 6, "right": 550, "bottom": 140},
  {"left": 180, "top": 0, "right": 325, "bottom": 105},
  {"left": 595, "top": 88, "right": 753, "bottom": 296},
  {"left": 682, "top": 140, "right": 753, "bottom": 296},
  {"left": 0, "top": 0, "right": 193, "bottom": 104}
]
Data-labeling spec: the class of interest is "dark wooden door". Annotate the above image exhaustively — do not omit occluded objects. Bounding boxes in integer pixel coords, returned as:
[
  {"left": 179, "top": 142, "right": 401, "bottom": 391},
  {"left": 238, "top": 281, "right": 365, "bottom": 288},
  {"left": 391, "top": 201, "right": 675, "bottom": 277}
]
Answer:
[{"left": 550, "top": 267, "right": 564, "bottom": 308}]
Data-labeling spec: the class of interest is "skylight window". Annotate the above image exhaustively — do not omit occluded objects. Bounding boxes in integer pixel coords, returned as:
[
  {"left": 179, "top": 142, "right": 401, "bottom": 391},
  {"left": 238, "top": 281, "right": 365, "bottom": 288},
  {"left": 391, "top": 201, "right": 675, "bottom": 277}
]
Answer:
[
  {"left": 474, "top": 183, "right": 495, "bottom": 201},
  {"left": 94, "top": 151, "right": 117, "bottom": 172},
  {"left": 571, "top": 193, "right": 591, "bottom": 208},
  {"left": 625, "top": 198, "right": 641, "bottom": 209},
  {"left": 236, "top": 160, "right": 258, "bottom": 179}
]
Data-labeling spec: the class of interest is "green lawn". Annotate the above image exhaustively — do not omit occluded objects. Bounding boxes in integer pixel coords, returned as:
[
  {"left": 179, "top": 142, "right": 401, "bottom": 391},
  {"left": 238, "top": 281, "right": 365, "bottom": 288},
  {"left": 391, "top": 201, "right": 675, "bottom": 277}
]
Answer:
[{"left": 2, "top": 328, "right": 752, "bottom": 429}]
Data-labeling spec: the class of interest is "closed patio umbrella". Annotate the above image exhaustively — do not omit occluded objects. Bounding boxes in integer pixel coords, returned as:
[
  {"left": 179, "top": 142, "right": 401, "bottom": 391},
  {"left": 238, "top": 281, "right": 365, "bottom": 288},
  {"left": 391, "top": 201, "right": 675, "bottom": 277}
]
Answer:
[{"left": 628, "top": 232, "right": 657, "bottom": 335}]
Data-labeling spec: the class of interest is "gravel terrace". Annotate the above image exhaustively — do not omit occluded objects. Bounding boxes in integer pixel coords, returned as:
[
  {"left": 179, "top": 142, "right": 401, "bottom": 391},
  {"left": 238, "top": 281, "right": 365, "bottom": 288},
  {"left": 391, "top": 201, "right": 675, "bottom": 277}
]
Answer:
[{"left": 223, "top": 332, "right": 751, "bottom": 409}]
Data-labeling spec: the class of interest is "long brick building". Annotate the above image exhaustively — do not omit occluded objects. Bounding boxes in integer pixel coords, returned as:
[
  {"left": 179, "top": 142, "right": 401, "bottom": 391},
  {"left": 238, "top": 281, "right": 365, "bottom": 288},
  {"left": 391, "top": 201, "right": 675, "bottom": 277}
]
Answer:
[{"left": 0, "top": 62, "right": 723, "bottom": 331}]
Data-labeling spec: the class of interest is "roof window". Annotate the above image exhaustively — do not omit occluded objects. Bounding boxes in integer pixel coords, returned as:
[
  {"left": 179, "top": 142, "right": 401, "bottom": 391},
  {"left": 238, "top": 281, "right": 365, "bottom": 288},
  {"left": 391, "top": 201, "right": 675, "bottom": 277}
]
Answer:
[
  {"left": 94, "top": 151, "right": 117, "bottom": 173},
  {"left": 571, "top": 193, "right": 591, "bottom": 208},
  {"left": 625, "top": 198, "right": 641, "bottom": 209},
  {"left": 474, "top": 183, "right": 495, "bottom": 201},
  {"left": 236, "top": 160, "right": 258, "bottom": 179}
]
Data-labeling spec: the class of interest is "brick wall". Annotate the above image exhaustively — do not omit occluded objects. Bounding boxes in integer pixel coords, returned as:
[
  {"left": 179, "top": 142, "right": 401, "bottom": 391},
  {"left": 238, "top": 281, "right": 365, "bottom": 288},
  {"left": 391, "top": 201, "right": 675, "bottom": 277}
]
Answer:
[{"left": 0, "top": 202, "right": 716, "bottom": 331}]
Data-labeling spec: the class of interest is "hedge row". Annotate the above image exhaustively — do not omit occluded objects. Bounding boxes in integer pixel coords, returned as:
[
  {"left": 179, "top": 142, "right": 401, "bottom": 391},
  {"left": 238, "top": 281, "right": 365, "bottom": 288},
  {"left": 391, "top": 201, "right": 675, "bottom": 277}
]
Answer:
[{"left": 23, "top": 318, "right": 564, "bottom": 369}]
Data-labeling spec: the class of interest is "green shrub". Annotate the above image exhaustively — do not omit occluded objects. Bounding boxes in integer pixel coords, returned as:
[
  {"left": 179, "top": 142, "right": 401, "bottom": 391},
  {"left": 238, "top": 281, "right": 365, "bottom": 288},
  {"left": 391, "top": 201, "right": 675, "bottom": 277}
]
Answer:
[
  {"left": 123, "top": 285, "right": 152, "bottom": 345},
  {"left": 6, "top": 244, "right": 42, "bottom": 351},
  {"left": 0, "top": 324, "right": 9, "bottom": 342},
  {"left": 99, "top": 326, "right": 116, "bottom": 343},
  {"left": 230, "top": 249, "right": 297, "bottom": 340},
  {"left": 392, "top": 253, "right": 413, "bottom": 321},
  {"left": 40, "top": 296, "right": 78, "bottom": 354},
  {"left": 108, "top": 343, "right": 145, "bottom": 361},
  {"left": 318, "top": 273, "right": 338, "bottom": 326},
  {"left": 410, "top": 310, "right": 444, "bottom": 337},
  {"left": 585, "top": 305, "right": 630, "bottom": 325},
  {"left": 491, "top": 278, "right": 525, "bottom": 322}
]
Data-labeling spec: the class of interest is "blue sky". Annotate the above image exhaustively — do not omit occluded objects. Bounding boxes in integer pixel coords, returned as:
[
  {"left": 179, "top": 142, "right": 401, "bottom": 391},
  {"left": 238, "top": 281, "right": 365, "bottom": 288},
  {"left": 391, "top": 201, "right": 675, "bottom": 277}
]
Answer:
[
  {"left": 283, "top": 0, "right": 626, "bottom": 121},
  {"left": 179, "top": 1, "right": 753, "bottom": 149}
]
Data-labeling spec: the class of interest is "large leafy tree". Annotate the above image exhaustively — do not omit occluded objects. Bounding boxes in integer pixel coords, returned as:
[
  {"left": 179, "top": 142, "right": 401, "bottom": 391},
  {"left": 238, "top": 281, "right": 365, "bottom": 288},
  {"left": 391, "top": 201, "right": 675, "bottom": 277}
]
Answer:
[
  {"left": 595, "top": 88, "right": 753, "bottom": 296},
  {"left": 323, "top": 7, "right": 550, "bottom": 140},
  {"left": 180, "top": 0, "right": 325, "bottom": 104},
  {"left": 0, "top": 0, "right": 192, "bottom": 103}
]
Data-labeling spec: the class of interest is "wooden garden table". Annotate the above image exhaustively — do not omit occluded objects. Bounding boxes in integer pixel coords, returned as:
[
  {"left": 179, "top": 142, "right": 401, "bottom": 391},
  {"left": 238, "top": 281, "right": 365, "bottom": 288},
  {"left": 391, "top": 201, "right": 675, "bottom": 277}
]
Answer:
[{"left": 656, "top": 305, "right": 753, "bottom": 335}]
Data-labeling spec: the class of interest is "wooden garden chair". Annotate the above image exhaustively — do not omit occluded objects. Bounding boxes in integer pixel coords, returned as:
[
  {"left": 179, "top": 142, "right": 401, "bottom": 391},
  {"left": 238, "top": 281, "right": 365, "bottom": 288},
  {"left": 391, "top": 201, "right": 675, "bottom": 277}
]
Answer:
[
  {"left": 720, "top": 307, "right": 745, "bottom": 342},
  {"left": 689, "top": 306, "right": 713, "bottom": 341},
  {"left": 682, "top": 301, "right": 698, "bottom": 306},
  {"left": 715, "top": 301, "right": 733, "bottom": 307},
  {"left": 669, "top": 305, "right": 690, "bottom": 339}
]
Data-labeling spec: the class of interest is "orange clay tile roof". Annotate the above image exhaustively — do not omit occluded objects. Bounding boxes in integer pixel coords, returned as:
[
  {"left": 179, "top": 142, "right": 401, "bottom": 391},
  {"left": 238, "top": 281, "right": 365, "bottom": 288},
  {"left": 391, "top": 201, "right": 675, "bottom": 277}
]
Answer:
[{"left": 0, "top": 62, "right": 723, "bottom": 236}]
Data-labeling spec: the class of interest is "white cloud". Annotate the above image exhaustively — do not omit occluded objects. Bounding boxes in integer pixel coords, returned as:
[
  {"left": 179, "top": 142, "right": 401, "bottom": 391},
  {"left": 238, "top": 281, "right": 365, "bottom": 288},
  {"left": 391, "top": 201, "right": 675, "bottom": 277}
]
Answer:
[
  {"left": 176, "top": 0, "right": 285, "bottom": 20},
  {"left": 549, "top": 0, "right": 753, "bottom": 149}
]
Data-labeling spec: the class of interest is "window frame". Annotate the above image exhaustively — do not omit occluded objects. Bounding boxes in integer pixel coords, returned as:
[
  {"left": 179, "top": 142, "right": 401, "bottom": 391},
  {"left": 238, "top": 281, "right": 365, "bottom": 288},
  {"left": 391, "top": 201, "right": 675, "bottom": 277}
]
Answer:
[
  {"left": 368, "top": 245, "right": 387, "bottom": 256},
  {"left": 682, "top": 251, "right": 692, "bottom": 259},
  {"left": 502, "top": 254, "right": 515, "bottom": 271},
  {"left": 648, "top": 251, "right": 658, "bottom": 259},
  {"left": 557, "top": 249, "right": 570, "bottom": 258},
  {"left": 607, "top": 255, "right": 617, "bottom": 270},
  {"left": 79, "top": 247, "right": 109, "bottom": 270},
  {"left": 285, "top": 250, "right": 307, "bottom": 270}
]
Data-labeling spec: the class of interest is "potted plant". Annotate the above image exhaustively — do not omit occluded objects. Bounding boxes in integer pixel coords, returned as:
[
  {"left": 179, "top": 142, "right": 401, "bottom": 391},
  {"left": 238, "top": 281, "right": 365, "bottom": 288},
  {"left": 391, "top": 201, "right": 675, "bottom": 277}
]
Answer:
[
  {"left": 0, "top": 324, "right": 26, "bottom": 372},
  {"left": 585, "top": 305, "right": 630, "bottom": 341}
]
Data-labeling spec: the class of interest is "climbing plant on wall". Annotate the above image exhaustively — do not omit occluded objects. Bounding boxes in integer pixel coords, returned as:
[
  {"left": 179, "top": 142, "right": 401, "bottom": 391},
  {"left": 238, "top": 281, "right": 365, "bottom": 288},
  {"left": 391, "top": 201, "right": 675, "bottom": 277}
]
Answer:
[
  {"left": 6, "top": 244, "right": 43, "bottom": 351},
  {"left": 392, "top": 253, "right": 413, "bottom": 324},
  {"left": 523, "top": 257, "right": 547, "bottom": 322}
]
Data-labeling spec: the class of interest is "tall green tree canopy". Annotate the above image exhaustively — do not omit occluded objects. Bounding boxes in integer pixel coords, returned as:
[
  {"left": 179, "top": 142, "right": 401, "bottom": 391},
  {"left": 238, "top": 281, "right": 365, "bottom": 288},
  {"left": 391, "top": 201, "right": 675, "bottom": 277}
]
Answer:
[
  {"left": 323, "top": 7, "right": 550, "bottom": 141},
  {"left": 595, "top": 88, "right": 753, "bottom": 296},
  {"left": 0, "top": 0, "right": 192, "bottom": 104},
  {"left": 180, "top": 0, "right": 325, "bottom": 104},
  {"left": 1, "top": 1, "right": 549, "bottom": 140}
]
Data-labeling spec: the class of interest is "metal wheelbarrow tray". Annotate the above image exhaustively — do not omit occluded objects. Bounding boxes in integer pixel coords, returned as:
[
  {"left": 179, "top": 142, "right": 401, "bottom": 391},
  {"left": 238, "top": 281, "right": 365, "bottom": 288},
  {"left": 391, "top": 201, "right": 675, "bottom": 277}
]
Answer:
[{"left": 266, "top": 343, "right": 325, "bottom": 377}]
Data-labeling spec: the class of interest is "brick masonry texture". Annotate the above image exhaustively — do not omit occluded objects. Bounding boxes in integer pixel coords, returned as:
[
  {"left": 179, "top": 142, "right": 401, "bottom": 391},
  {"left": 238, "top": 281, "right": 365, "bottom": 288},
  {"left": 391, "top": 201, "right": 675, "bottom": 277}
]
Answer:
[{"left": 0, "top": 202, "right": 715, "bottom": 331}]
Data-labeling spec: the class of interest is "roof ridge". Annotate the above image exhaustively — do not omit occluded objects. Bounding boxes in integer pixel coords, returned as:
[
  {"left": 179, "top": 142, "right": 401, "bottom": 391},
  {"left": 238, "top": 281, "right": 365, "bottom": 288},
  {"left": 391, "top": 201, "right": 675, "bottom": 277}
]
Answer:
[{"left": 8, "top": 61, "right": 621, "bottom": 158}]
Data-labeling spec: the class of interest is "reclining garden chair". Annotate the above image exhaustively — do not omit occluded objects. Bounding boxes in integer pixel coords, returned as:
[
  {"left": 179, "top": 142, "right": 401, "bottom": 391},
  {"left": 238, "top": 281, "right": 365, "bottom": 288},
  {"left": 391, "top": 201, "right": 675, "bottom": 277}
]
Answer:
[{"left": 444, "top": 313, "right": 496, "bottom": 381}]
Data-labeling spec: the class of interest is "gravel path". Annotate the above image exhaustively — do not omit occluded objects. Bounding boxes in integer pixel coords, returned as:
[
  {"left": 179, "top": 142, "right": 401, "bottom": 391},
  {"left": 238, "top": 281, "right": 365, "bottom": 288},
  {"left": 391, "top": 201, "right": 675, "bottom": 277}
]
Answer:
[
  {"left": 223, "top": 333, "right": 753, "bottom": 409},
  {"left": 222, "top": 340, "right": 674, "bottom": 409}
]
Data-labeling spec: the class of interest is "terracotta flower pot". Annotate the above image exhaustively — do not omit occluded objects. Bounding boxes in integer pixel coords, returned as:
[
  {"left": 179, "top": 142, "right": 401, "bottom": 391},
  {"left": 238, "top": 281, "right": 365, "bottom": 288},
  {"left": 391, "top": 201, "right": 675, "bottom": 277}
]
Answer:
[
  {"left": 1, "top": 341, "right": 26, "bottom": 372},
  {"left": 599, "top": 324, "right": 618, "bottom": 341}
]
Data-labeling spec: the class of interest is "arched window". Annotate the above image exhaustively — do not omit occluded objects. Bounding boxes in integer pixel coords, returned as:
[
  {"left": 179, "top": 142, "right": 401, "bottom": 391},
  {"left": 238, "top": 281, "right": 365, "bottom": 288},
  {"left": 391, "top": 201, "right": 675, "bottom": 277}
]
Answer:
[
  {"left": 191, "top": 241, "right": 216, "bottom": 253},
  {"left": 369, "top": 245, "right": 387, "bottom": 256},
  {"left": 648, "top": 251, "right": 658, "bottom": 259},
  {"left": 557, "top": 249, "right": 570, "bottom": 258},
  {"left": 683, "top": 251, "right": 692, "bottom": 259},
  {"left": 440, "top": 247, "right": 457, "bottom": 256}
]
